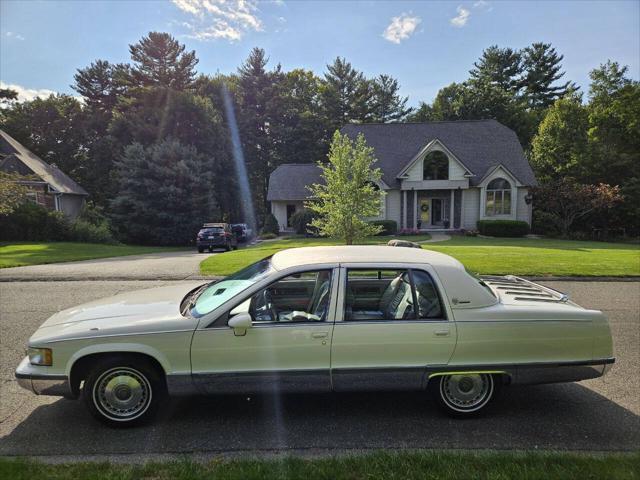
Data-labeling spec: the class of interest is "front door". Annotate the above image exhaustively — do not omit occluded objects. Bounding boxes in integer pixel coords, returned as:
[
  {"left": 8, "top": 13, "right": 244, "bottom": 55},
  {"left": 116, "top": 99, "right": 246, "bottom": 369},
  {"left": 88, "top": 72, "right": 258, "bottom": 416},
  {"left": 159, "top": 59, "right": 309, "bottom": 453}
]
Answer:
[
  {"left": 191, "top": 269, "right": 337, "bottom": 394},
  {"left": 331, "top": 266, "right": 457, "bottom": 391},
  {"left": 431, "top": 199, "right": 443, "bottom": 226}
]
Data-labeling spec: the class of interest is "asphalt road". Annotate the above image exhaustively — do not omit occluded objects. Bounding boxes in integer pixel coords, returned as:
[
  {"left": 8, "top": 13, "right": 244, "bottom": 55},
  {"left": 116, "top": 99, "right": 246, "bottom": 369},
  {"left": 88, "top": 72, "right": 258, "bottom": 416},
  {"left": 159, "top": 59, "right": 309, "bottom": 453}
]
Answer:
[
  {"left": 0, "top": 280, "right": 638, "bottom": 458},
  {"left": 0, "top": 250, "right": 218, "bottom": 281}
]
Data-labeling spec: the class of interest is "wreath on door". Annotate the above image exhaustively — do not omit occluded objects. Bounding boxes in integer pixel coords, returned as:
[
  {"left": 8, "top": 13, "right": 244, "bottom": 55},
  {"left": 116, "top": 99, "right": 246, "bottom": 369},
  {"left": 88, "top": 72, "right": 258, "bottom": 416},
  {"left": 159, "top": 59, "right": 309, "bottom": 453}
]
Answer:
[{"left": 421, "top": 203, "right": 429, "bottom": 212}]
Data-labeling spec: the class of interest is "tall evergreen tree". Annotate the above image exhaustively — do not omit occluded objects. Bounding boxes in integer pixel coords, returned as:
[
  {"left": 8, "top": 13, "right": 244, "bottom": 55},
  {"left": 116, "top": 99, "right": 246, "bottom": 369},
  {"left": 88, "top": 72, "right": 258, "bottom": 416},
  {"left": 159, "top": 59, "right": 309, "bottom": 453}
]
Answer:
[
  {"left": 320, "top": 57, "right": 372, "bottom": 129},
  {"left": 520, "top": 42, "right": 576, "bottom": 108},
  {"left": 469, "top": 45, "right": 522, "bottom": 93},
  {"left": 588, "top": 60, "right": 632, "bottom": 104},
  {"left": 129, "top": 32, "right": 198, "bottom": 90},
  {"left": 111, "top": 139, "right": 215, "bottom": 245},
  {"left": 73, "top": 60, "right": 129, "bottom": 115},
  {"left": 369, "top": 74, "right": 412, "bottom": 122}
]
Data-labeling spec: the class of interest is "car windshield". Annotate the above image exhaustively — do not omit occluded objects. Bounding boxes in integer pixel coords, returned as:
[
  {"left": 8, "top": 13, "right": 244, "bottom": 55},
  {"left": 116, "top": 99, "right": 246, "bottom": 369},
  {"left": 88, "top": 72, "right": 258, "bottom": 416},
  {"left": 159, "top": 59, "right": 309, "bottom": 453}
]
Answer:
[{"left": 190, "top": 257, "right": 274, "bottom": 318}]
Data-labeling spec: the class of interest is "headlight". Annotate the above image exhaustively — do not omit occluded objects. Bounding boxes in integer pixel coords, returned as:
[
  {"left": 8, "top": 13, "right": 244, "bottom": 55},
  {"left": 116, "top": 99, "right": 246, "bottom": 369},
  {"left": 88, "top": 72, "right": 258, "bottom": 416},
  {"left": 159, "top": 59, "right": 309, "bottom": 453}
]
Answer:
[{"left": 28, "top": 347, "right": 52, "bottom": 366}]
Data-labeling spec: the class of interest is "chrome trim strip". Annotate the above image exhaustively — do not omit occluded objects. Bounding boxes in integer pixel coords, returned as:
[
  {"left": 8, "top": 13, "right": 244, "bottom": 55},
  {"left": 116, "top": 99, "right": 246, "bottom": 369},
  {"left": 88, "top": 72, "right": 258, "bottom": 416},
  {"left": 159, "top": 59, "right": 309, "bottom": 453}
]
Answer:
[{"left": 44, "top": 328, "right": 196, "bottom": 344}]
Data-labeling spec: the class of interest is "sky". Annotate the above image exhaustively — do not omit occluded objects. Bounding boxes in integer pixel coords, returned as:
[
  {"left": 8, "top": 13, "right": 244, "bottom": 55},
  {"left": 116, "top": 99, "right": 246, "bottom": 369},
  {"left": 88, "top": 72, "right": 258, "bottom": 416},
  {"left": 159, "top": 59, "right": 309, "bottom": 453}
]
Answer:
[{"left": 1, "top": 0, "right": 639, "bottom": 106}]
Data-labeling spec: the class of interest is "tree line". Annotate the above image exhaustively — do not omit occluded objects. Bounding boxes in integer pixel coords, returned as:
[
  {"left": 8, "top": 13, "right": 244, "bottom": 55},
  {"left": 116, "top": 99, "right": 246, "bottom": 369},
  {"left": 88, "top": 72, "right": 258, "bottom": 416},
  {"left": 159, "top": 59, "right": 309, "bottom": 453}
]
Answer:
[{"left": 0, "top": 32, "right": 637, "bottom": 243}]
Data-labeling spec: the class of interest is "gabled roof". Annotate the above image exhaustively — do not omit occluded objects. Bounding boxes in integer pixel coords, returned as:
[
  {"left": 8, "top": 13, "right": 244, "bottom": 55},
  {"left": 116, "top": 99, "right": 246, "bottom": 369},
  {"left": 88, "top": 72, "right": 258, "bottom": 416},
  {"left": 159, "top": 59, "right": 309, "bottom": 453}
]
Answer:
[
  {"left": 342, "top": 120, "right": 536, "bottom": 187},
  {"left": 0, "top": 130, "right": 88, "bottom": 195},
  {"left": 267, "top": 163, "right": 322, "bottom": 201}
]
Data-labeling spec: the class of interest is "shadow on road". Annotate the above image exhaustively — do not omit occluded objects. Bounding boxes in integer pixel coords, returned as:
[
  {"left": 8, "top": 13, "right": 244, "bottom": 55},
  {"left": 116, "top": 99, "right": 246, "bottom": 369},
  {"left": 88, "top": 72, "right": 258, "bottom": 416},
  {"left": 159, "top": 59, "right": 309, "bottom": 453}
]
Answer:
[{"left": 1, "top": 382, "right": 638, "bottom": 456}]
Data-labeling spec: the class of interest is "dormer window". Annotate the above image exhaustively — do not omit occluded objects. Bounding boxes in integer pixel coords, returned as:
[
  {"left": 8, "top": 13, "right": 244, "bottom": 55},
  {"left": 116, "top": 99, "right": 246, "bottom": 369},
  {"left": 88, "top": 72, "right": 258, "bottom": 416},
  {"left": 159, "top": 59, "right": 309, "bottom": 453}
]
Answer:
[
  {"left": 485, "top": 177, "right": 512, "bottom": 216},
  {"left": 423, "top": 151, "right": 449, "bottom": 180}
]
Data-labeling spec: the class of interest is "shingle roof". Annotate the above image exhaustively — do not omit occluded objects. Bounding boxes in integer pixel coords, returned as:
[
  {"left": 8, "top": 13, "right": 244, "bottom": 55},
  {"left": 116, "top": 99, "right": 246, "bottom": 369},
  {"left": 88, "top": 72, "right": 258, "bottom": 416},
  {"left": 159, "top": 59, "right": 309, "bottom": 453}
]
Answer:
[
  {"left": 267, "top": 163, "right": 322, "bottom": 201},
  {"left": 266, "top": 120, "right": 536, "bottom": 201},
  {"left": 341, "top": 120, "right": 536, "bottom": 187},
  {"left": 0, "top": 130, "right": 88, "bottom": 196}
]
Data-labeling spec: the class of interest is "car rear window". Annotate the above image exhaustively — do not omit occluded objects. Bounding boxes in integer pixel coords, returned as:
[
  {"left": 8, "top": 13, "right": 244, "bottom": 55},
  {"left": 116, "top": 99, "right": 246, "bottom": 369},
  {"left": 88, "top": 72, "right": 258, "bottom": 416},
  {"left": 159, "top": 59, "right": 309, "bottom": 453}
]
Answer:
[{"left": 200, "top": 227, "right": 224, "bottom": 234}]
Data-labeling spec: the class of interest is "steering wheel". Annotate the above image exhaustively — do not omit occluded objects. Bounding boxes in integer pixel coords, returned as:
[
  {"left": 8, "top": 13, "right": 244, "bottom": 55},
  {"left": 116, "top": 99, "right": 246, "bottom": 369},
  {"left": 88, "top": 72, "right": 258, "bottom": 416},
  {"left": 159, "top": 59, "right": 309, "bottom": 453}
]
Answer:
[{"left": 262, "top": 289, "right": 279, "bottom": 322}]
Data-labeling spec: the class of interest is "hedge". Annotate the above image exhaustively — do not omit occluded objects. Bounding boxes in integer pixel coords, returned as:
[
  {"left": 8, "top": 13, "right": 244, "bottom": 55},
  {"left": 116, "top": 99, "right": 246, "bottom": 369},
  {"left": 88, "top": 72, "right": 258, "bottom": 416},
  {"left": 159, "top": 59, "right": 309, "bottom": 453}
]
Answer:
[
  {"left": 477, "top": 220, "right": 530, "bottom": 237},
  {"left": 368, "top": 220, "right": 398, "bottom": 236}
]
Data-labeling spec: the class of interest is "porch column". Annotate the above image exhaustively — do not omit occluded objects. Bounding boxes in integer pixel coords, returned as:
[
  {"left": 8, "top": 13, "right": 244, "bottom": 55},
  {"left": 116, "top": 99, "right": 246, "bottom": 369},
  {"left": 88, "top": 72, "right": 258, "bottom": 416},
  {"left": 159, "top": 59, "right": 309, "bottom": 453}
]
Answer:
[
  {"left": 449, "top": 190, "right": 455, "bottom": 230},
  {"left": 414, "top": 191, "right": 418, "bottom": 230},
  {"left": 402, "top": 191, "right": 407, "bottom": 229}
]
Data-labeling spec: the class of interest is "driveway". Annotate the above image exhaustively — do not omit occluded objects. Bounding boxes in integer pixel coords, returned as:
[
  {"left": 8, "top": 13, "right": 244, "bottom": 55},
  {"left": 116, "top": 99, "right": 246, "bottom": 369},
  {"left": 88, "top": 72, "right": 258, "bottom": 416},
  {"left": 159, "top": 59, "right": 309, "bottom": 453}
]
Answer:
[
  {"left": 0, "top": 281, "right": 638, "bottom": 459},
  {"left": 0, "top": 250, "right": 218, "bottom": 281}
]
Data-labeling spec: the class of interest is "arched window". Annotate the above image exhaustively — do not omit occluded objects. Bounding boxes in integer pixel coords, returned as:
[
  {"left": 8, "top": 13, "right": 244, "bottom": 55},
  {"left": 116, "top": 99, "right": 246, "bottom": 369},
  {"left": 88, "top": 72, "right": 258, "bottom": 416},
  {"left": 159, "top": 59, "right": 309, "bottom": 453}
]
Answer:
[
  {"left": 423, "top": 151, "right": 449, "bottom": 180},
  {"left": 485, "top": 177, "right": 512, "bottom": 216}
]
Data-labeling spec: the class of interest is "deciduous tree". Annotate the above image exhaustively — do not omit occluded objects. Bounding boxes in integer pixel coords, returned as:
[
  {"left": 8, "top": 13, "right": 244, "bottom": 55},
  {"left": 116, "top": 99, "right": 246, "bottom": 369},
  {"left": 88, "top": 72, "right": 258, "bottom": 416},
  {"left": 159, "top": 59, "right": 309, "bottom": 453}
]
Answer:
[{"left": 307, "top": 131, "right": 383, "bottom": 244}]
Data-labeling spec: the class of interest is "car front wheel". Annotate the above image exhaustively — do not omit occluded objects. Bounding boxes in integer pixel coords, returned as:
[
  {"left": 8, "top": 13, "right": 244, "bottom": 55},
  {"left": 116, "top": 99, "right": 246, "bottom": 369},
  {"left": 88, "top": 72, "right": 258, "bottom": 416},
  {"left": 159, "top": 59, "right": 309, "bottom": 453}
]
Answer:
[
  {"left": 82, "top": 356, "right": 165, "bottom": 427},
  {"left": 432, "top": 373, "right": 498, "bottom": 418}
]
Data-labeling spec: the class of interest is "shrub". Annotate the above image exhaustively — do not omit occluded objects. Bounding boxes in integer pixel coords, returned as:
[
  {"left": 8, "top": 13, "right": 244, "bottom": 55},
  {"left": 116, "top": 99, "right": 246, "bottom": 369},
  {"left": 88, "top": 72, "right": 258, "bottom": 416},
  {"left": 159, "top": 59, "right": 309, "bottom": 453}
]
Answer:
[
  {"left": 0, "top": 202, "right": 70, "bottom": 241},
  {"left": 258, "top": 232, "right": 277, "bottom": 240},
  {"left": 289, "top": 209, "right": 318, "bottom": 235},
  {"left": 398, "top": 228, "right": 420, "bottom": 236},
  {"left": 477, "top": 220, "right": 530, "bottom": 237},
  {"left": 261, "top": 213, "right": 280, "bottom": 235},
  {"left": 368, "top": 220, "right": 397, "bottom": 236},
  {"left": 70, "top": 220, "right": 117, "bottom": 244},
  {"left": 531, "top": 210, "right": 560, "bottom": 236}
]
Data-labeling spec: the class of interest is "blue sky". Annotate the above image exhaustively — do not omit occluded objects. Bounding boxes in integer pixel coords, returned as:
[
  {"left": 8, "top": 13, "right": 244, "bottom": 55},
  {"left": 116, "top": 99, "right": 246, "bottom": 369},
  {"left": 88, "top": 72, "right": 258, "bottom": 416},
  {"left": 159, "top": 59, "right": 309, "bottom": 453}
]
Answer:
[{"left": 1, "top": 0, "right": 638, "bottom": 106}]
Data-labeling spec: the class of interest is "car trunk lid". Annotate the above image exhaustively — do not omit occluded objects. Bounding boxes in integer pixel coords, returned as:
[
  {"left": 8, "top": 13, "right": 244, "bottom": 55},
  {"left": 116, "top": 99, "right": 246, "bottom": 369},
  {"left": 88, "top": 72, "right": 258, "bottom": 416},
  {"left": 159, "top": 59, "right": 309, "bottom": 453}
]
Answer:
[{"left": 480, "top": 275, "right": 582, "bottom": 308}]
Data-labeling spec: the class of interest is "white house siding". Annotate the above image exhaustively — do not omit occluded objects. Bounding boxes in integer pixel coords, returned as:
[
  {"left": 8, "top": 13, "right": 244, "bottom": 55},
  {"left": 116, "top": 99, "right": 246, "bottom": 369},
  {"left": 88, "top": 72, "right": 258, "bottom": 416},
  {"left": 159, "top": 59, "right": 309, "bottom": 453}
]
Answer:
[
  {"left": 516, "top": 187, "right": 532, "bottom": 224},
  {"left": 271, "top": 200, "right": 304, "bottom": 232},
  {"left": 385, "top": 190, "right": 401, "bottom": 227},
  {"left": 462, "top": 188, "right": 480, "bottom": 229}
]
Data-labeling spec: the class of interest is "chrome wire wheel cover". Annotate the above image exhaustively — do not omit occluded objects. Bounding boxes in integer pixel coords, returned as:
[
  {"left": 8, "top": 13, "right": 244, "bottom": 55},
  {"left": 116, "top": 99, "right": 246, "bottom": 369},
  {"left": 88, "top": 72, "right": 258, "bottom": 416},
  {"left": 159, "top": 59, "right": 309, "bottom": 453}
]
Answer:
[
  {"left": 92, "top": 367, "right": 152, "bottom": 422},
  {"left": 440, "top": 374, "right": 494, "bottom": 413}
]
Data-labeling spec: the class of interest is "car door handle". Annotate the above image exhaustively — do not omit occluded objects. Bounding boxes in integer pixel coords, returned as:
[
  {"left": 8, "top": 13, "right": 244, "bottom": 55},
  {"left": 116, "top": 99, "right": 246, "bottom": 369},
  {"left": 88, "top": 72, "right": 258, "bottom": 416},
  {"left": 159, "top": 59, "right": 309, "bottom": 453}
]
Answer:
[
  {"left": 311, "top": 332, "right": 329, "bottom": 339},
  {"left": 434, "top": 329, "right": 450, "bottom": 337}
]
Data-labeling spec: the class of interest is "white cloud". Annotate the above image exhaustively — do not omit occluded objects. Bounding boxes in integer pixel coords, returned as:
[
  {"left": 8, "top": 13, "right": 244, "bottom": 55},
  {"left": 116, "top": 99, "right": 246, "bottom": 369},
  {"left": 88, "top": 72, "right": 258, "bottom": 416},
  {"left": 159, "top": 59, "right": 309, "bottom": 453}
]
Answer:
[
  {"left": 450, "top": 6, "right": 470, "bottom": 27},
  {"left": 171, "top": 0, "right": 263, "bottom": 42},
  {"left": 382, "top": 13, "right": 421, "bottom": 44},
  {"left": 473, "top": 0, "right": 488, "bottom": 7},
  {"left": 5, "top": 31, "right": 25, "bottom": 41},
  {"left": 0, "top": 81, "right": 56, "bottom": 102}
]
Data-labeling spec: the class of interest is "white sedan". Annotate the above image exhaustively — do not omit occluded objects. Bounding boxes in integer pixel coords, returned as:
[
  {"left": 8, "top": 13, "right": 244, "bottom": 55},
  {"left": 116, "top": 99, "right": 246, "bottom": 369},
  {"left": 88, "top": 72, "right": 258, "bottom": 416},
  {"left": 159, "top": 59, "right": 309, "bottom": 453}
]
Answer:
[{"left": 16, "top": 246, "right": 614, "bottom": 426}]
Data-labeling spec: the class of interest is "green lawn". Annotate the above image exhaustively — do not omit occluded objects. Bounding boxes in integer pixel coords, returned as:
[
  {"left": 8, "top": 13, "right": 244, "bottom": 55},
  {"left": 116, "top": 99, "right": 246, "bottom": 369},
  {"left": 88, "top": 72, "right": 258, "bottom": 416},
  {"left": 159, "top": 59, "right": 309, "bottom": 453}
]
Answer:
[
  {"left": 1, "top": 451, "right": 638, "bottom": 480},
  {"left": 200, "top": 235, "right": 640, "bottom": 277},
  {"left": 423, "top": 236, "right": 640, "bottom": 277},
  {"left": 199, "top": 235, "right": 432, "bottom": 276},
  {"left": 0, "top": 242, "right": 186, "bottom": 269}
]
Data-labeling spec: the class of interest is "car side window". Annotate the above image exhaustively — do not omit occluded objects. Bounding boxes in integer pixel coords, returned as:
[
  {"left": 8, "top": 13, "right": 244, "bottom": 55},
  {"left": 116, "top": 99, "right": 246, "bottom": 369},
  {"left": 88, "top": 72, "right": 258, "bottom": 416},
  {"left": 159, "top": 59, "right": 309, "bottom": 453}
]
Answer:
[
  {"left": 345, "top": 269, "right": 416, "bottom": 321},
  {"left": 250, "top": 270, "right": 332, "bottom": 324},
  {"left": 410, "top": 269, "right": 446, "bottom": 320}
]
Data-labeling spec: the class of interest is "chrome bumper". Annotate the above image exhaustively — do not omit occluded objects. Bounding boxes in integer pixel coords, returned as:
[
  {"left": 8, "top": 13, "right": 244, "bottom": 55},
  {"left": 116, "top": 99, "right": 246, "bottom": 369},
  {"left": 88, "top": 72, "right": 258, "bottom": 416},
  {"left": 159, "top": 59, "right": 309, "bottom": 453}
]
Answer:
[{"left": 15, "top": 356, "right": 74, "bottom": 398}]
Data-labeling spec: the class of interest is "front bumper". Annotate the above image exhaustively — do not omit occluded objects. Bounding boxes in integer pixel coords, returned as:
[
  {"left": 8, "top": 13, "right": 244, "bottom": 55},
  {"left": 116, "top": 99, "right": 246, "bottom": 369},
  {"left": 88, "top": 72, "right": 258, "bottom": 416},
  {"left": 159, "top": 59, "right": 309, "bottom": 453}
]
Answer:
[{"left": 15, "top": 356, "right": 74, "bottom": 398}]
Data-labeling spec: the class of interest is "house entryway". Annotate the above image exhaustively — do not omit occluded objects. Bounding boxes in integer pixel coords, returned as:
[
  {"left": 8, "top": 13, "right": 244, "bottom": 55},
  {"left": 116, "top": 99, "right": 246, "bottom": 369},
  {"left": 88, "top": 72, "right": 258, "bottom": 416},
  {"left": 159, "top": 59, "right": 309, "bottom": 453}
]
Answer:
[{"left": 417, "top": 195, "right": 450, "bottom": 229}]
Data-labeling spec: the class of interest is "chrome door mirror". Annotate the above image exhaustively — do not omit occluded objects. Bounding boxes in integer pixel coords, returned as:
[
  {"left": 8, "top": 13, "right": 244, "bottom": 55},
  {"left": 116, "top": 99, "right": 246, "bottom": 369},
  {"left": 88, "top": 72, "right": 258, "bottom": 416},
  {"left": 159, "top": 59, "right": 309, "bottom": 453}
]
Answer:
[{"left": 228, "top": 312, "right": 252, "bottom": 336}]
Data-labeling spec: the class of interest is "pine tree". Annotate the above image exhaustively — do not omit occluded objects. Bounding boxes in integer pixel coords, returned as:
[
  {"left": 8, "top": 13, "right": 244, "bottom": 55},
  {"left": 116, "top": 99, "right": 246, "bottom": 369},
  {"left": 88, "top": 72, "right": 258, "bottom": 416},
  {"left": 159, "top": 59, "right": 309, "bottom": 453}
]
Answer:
[
  {"left": 469, "top": 45, "right": 522, "bottom": 93},
  {"left": 370, "top": 74, "right": 412, "bottom": 122},
  {"left": 520, "top": 42, "right": 577, "bottom": 108},
  {"left": 320, "top": 57, "right": 372, "bottom": 129},
  {"left": 129, "top": 32, "right": 198, "bottom": 90}
]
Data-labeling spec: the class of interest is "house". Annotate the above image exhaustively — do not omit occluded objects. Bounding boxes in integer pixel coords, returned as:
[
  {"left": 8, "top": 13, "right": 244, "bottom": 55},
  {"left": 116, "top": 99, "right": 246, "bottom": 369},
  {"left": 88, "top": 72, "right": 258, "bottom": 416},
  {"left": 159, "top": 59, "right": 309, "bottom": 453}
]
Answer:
[
  {"left": 267, "top": 120, "right": 536, "bottom": 232},
  {"left": 0, "top": 129, "right": 88, "bottom": 220}
]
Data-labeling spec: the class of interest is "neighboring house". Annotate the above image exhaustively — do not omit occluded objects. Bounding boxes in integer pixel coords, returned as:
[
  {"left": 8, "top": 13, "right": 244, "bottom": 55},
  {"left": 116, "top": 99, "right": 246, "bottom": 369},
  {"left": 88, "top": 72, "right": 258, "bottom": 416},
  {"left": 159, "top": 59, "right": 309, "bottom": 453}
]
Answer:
[
  {"left": 0, "top": 130, "right": 88, "bottom": 220},
  {"left": 267, "top": 120, "right": 536, "bottom": 233}
]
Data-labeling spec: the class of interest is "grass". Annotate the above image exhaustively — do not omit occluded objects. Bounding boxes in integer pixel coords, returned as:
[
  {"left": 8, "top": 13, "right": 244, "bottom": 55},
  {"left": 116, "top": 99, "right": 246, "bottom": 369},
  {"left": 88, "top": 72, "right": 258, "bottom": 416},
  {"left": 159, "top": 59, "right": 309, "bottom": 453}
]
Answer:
[
  {"left": 0, "top": 451, "right": 638, "bottom": 480},
  {"left": 423, "top": 236, "right": 640, "bottom": 277},
  {"left": 0, "top": 242, "right": 186, "bottom": 269},
  {"left": 199, "top": 234, "right": 432, "bottom": 276},
  {"left": 200, "top": 234, "right": 640, "bottom": 277}
]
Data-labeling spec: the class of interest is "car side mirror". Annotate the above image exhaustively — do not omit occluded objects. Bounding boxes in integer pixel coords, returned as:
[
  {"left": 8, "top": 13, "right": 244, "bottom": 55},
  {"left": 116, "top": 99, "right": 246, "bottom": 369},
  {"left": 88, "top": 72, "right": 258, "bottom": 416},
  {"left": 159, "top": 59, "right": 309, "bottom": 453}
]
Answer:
[{"left": 228, "top": 312, "right": 252, "bottom": 336}]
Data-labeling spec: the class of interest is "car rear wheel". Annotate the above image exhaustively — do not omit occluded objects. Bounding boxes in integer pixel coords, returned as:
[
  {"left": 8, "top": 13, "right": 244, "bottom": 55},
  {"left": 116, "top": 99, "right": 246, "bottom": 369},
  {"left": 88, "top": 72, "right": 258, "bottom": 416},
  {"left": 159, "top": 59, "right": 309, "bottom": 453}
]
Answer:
[
  {"left": 432, "top": 373, "right": 498, "bottom": 418},
  {"left": 82, "top": 356, "right": 165, "bottom": 427}
]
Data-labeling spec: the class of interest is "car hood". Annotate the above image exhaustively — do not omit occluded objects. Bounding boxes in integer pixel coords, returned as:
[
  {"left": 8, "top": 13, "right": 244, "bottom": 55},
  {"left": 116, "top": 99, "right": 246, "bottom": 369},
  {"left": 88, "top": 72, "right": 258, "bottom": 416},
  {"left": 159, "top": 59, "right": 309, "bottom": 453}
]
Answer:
[{"left": 31, "top": 282, "right": 206, "bottom": 344}]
